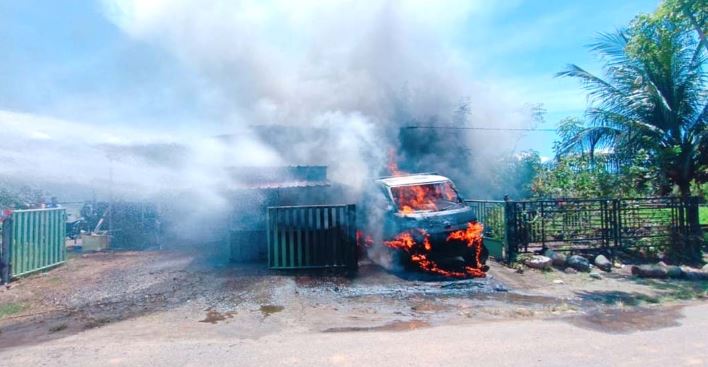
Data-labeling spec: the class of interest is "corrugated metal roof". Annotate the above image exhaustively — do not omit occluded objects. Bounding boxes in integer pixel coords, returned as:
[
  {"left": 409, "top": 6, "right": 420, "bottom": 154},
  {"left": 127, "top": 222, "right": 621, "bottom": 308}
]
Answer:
[{"left": 230, "top": 180, "right": 331, "bottom": 190}]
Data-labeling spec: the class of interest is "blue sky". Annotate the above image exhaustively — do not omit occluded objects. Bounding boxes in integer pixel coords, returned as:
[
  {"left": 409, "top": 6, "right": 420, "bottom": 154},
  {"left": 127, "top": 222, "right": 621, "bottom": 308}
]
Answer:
[{"left": 0, "top": 0, "right": 660, "bottom": 158}]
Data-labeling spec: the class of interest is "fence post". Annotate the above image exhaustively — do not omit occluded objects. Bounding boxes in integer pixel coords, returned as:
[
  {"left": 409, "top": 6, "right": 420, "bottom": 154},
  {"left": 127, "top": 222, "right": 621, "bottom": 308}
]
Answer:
[
  {"left": 347, "top": 204, "right": 358, "bottom": 273},
  {"left": 613, "top": 199, "right": 621, "bottom": 250},
  {"left": 1, "top": 218, "right": 12, "bottom": 284},
  {"left": 685, "top": 196, "right": 703, "bottom": 263},
  {"left": 603, "top": 199, "right": 613, "bottom": 261},
  {"left": 503, "top": 196, "right": 517, "bottom": 264},
  {"left": 540, "top": 202, "right": 545, "bottom": 250}
]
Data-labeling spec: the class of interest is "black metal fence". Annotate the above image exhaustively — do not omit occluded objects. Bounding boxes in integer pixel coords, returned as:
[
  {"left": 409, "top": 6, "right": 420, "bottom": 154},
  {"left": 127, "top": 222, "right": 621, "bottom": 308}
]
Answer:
[{"left": 469, "top": 197, "right": 702, "bottom": 262}]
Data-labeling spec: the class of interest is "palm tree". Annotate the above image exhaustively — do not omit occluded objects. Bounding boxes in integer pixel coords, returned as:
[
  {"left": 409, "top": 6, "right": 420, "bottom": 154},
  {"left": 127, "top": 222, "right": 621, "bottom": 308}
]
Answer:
[
  {"left": 557, "top": 16, "right": 706, "bottom": 199},
  {"left": 557, "top": 13, "right": 706, "bottom": 263}
]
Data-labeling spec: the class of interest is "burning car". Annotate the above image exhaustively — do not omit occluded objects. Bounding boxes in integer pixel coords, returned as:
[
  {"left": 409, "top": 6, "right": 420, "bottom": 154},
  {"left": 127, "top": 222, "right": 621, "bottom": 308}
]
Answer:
[{"left": 359, "top": 173, "right": 489, "bottom": 278}]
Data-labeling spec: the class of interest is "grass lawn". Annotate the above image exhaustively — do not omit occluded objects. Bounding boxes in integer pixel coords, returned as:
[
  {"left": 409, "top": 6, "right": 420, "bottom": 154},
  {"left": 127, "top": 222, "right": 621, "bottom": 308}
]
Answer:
[
  {"left": 700, "top": 206, "right": 707, "bottom": 243},
  {"left": 0, "top": 302, "right": 25, "bottom": 319}
]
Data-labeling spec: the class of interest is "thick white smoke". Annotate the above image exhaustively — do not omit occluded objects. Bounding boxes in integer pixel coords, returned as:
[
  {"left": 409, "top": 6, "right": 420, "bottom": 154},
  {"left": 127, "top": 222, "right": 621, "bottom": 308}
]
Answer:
[
  {"left": 0, "top": 110, "right": 281, "bottom": 205},
  {"left": 1, "top": 1, "right": 540, "bottom": 251},
  {"left": 101, "top": 0, "right": 537, "bottom": 191}
]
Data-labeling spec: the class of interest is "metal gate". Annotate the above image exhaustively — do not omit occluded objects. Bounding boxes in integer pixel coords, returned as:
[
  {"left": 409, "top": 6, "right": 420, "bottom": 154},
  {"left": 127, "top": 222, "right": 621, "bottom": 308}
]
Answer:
[
  {"left": 465, "top": 200, "right": 507, "bottom": 259},
  {"left": 267, "top": 204, "right": 357, "bottom": 271},
  {"left": 1, "top": 208, "right": 67, "bottom": 283},
  {"left": 503, "top": 197, "right": 701, "bottom": 261}
]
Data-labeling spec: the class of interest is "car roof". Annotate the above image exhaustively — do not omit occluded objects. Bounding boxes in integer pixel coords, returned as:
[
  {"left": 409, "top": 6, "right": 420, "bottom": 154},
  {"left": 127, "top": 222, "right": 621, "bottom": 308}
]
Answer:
[{"left": 376, "top": 174, "right": 451, "bottom": 187}]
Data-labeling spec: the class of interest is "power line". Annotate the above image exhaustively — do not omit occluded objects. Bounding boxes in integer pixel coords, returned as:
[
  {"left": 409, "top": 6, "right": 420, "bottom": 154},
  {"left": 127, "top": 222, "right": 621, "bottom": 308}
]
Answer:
[{"left": 402, "top": 126, "right": 557, "bottom": 132}]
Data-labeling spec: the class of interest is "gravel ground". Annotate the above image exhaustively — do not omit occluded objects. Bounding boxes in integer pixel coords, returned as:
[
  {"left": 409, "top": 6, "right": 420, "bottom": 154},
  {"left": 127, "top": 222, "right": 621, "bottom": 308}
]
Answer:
[{"left": 0, "top": 249, "right": 706, "bottom": 352}]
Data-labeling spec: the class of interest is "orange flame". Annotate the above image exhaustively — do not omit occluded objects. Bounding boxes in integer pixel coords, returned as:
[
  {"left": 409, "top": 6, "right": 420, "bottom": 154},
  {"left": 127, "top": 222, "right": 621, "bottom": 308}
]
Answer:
[
  {"left": 446, "top": 222, "right": 486, "bottom": 278},
  {"left": 387, "top": 150, "right": 460, "bottom": 214},
  {"left": 356, "top": 230, "right": 374, "bottom": 248},
  {"left": 388, "top": 149, "right": 405, "bottom": 177},
  {"left": 392, "top": 184, "right": 441, "bottom": 213},
  {"left": 383, "top": 222, "right": 486, "bottom": 278},
  {"left": 391, "top": 180, "right": 461, "bottom": 215}
]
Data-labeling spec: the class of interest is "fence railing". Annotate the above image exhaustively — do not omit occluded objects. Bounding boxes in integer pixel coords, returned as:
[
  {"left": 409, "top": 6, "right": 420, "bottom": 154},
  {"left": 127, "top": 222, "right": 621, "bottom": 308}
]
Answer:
[
  {"left": 464, "top": 200, "right": 505, "bottom": 241},
  {"left": 266, "top": 204, "right": 357, "bottom": 271},
  {"left": 499, "top": 197, "right": 702, "bottom": 262},
  {"left": 465, "top": 197, "right": 702, "bottom": 263},
  {"left": 1, "top": 208, "right": 67, "bottom": 283}
]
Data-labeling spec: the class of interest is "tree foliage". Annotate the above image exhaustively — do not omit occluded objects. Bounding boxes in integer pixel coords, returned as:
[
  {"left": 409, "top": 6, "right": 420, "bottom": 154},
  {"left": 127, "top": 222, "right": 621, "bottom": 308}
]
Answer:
[
  {"left": 0, "top": 184, "right": 46, "bottom": 209},
  {"left": 488, "top": 151, "right": 542, "bottom": 200},
  {"left": 556, "top": 4, "right": 706, "bottom": 198},
  {"left": 531, "top": 151, "right": 659, "bottom": 199}
]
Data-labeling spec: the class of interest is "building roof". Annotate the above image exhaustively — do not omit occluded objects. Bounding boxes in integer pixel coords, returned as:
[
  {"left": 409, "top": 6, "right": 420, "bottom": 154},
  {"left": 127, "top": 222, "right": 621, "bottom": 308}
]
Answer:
[
  {"left": 230, "top": 180, "right": 331, "bottom": 190},
  {"left": 377, "top": 174, "right": 450, "bottom": 187},
  {"left": 226, "top": 165, "right": 330, "bottom": 190}
]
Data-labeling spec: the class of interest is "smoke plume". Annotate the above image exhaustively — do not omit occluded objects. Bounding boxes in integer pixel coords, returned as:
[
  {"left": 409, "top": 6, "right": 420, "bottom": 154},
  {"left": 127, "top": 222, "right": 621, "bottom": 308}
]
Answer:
[
  {"left": 99, "top": 0, "right": 537, "bottom": 190},
  {"left": 1, "top": 1, "right": 540, "bottom": 248}
]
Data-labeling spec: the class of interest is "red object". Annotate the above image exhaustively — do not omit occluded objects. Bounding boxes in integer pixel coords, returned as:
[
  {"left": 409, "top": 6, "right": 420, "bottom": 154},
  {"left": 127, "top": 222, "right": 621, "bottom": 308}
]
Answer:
[{"left": 1, "top": 209, "right": 13, "bottom": 220}]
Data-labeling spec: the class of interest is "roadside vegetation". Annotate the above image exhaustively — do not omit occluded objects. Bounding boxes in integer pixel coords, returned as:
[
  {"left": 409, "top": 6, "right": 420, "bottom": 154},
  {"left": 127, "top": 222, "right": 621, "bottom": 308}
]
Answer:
[
  {"left": 485, "top": 0, "right": 706, "bottom": 264},
  {"left": 497, "top": 0, "right": 705, "bottom": 203},
  {"left": 0, "top": 303, "right": 25, "bottom": 320}
]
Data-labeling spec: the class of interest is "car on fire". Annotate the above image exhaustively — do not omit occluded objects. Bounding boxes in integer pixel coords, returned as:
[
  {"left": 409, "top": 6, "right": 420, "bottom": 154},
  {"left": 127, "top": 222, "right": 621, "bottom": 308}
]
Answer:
[{"left": 360, "top": 173, "right": 489, "bottom": 277}]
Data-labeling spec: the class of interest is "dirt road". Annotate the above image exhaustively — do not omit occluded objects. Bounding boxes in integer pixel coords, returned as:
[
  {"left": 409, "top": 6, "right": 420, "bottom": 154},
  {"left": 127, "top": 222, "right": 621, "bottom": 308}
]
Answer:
[
  {"left": 0, "top": 302, "right": 706, "bottom": 366},
  {"left": 0, "top": 250, "right": 706, "bottom": 366}
]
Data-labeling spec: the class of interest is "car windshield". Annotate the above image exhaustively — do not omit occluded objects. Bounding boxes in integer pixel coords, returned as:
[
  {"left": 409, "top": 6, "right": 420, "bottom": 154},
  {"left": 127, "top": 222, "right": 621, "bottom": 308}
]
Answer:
[{"left": 390, "top": 181, "right": 463, "bottom": 213}]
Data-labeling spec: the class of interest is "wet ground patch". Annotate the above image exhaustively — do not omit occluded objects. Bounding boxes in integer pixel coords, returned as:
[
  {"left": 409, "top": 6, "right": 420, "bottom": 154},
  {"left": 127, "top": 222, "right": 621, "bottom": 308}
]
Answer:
[
  {"left": 259, "top": 305, "right": 284, "bottom": 317},
  {"left": 564, "top": 305, "right": 684, "bottom": 334},
  {"left": 200, "top": 309, "right": 237, "bottom": 324},
  {"left": 323, "top": 319, "right": 431, "bottom": 333}
]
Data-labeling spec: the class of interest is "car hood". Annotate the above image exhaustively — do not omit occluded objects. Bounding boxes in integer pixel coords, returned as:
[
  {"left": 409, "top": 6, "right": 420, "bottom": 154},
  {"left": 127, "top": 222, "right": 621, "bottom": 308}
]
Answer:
[{"left": 395, "top": 206, "right": 477, "bottom": 229}]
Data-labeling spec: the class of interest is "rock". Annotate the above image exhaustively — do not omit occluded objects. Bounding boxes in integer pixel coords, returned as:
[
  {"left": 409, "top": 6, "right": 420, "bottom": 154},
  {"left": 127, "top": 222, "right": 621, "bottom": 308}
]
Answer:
[
  {"left": 552, "top": 279, "right": 564, "bottom": 284},
  {"left": 567, "top": 255, "right": 590, "bottom": 272},
  {"left": 543, "top": 249, "right": 567, "bottom": 267},
  {"left": 681, "top": 266, "right": 708, "bottom": 281},
  {"left": 589, "top": 272, "right": 602, "bottom": 279},
  {"left": 564, "top": 267, "right": 578, "bottom": 274},
  {"left": 594, "top": 255, "right": 612, "bottom": 272},
  {"left": 665, "top": 265, "right": 683, "bottom": 279},
  {"left": 524, "top": 255, "right": 552, "bottom": 270},
  {"left": 684, "top": 271, "right": 708, "bottom": 281},
  {"left": 631, "top": 264, "right": 668, "bottom": 278},
  {"left": 702, "top": 264, "right": 708, "bottom": 273},
  {"left": 648, "top": 261, "right": 684, "bottom": 279}
]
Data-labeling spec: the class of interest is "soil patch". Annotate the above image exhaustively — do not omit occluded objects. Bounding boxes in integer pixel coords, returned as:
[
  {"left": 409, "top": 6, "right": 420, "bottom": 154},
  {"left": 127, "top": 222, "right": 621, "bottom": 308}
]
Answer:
[
  {"left": 564, "top": 305, "right": 684, "bottom": 334},
  {"left": 323, "top": 319, "right": 431, "bottom": 333}
]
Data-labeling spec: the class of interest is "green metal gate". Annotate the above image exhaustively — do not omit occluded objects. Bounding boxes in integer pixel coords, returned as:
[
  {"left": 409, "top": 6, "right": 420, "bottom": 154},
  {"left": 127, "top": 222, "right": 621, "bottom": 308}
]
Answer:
[
  {"left": 1, "top": 208, "right": 66, "bottom": 283},
  {"left": 267, "top": 204, "right": 357, "bottom": 271}
]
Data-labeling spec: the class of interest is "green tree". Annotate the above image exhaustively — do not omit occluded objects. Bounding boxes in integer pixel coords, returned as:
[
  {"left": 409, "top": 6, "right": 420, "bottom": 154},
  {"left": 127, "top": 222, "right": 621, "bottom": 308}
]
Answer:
[
  {"left": 490, "top": 151, "right": 542, "bottom": 200},
  {"left": 557, "top": 4, "right": 706, "bottom": 263},
  {"left": 532, "top": 152, "right": 658, "bottom": 199},
  {"left": 659, "top": 0, "right": 707, "bottom": 53},
  {"left": 556, "top": 9, "right": 706, "bottom": 199}
]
